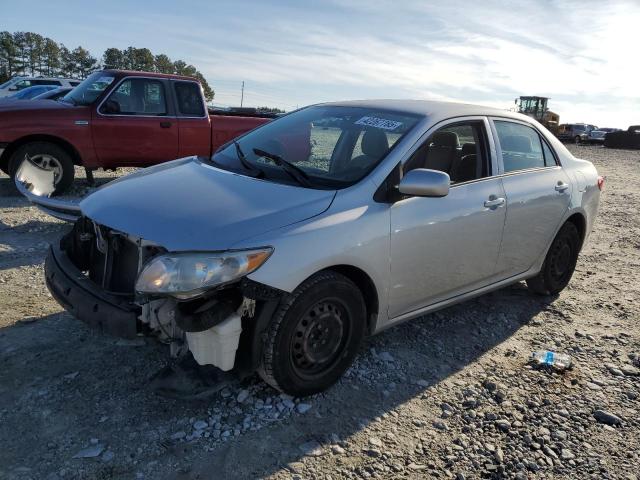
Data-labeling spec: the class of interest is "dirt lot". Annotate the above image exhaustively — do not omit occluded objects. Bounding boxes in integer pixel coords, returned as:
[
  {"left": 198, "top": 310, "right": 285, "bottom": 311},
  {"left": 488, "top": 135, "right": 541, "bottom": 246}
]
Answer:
[{"left": 0, "top": 145, "right": 638, "bottom": 480}]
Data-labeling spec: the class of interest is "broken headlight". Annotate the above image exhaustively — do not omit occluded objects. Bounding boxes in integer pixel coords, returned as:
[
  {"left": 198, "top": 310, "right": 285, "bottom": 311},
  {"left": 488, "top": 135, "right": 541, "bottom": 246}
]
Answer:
[{"left": 135, "top": 248, "right": 273, "bottom": 299}]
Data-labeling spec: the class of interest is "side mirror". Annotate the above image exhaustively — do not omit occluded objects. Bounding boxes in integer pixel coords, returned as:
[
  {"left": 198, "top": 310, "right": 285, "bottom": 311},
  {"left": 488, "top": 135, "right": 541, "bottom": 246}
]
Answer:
[
  {"left": 8, "top": 86, "right": 18, "bottom": 91},
  {"left": 398, "top": 168, "right": 450, "bottom": 197},
  {"left": 102, "top": 99, "right": 121, "bottom": 114}
]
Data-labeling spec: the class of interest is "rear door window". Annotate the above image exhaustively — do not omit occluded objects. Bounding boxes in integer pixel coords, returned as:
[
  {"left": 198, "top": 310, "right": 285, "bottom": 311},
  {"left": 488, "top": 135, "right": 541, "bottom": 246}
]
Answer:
[
  {"left": 494, "top": 120, "right": 546, "bottom": 172},
  {"left": 173, "top": 81, "right": 205, "bottom": 117}
]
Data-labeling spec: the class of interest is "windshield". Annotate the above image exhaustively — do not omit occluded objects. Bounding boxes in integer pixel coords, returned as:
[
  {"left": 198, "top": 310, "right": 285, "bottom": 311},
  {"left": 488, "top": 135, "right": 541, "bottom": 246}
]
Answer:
[
  {"left": 211, "top": 105, "right": 421, "bottom": 189},
  {"left": 61, "top": 71, "right": 115, "bottom": 106}
]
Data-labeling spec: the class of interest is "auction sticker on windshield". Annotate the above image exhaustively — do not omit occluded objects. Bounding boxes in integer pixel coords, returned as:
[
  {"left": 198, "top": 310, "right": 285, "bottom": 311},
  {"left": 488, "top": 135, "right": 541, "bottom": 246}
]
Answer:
[{"left": 355, "top": 116, "right": 403, "bottom": 131}]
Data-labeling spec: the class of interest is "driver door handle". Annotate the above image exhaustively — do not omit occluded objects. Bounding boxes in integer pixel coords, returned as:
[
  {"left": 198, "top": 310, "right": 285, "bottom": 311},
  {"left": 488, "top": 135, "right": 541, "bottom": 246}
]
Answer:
[
  {"left": 484, "top": 196, "right": 505, "bottom": 208},
  {"left": 555, "top": 182, "right": 569, "bottom": 192}
]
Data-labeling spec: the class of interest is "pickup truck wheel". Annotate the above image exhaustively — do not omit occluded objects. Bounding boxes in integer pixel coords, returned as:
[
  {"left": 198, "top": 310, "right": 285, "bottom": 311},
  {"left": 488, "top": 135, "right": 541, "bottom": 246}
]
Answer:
[
  {"left": 9, "top": 142, "right": 75, "bottom": 195},
  {"left": 574, "top": 135, "right": 582, "bottom": 145},
  {"left": 527, "top": 222, "right": 580, "bottom": 295},
  {"left": 258, "top": 271, "right": 366, "bottom": 396}
]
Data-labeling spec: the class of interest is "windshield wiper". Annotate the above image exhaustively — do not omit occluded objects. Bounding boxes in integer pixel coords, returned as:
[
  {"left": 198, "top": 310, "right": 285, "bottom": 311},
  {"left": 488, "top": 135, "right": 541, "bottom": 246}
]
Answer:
[
  {"left": 234, "top": 141, "right": 263, "bottom": 178},
  {"left": 253, "top": 148, "right": 311, "bottom": 187}
]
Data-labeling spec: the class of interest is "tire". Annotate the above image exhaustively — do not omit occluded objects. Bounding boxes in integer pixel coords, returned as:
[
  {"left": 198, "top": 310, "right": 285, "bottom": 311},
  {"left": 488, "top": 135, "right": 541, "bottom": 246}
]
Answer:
[
  {"left": 574, "top": 135, "right": 581, "bottom": 145},
  {"left": 258, "top": 271, "right": 367, "bottom": 396},
  {"left": 8, "top": 142, "right": 75, "bottom": 195},
  {"left": 527, "top": 222, "right": 580, "bottom": 295}
]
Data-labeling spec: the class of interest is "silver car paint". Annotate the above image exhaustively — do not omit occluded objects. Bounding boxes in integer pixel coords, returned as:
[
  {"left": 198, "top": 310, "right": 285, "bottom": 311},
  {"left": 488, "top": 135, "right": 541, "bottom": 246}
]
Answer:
[
  {"left": 79, "top": 157, "right": 337, "bottom": 251},
  {"left": 18, "top": 100, "right": 601, "bottom": 334}
]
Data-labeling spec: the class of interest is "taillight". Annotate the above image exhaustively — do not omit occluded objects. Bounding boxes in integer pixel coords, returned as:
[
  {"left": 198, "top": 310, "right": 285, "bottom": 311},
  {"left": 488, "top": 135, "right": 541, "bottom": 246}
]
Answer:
[{"left": 597, "top": 176, "right": 605, "bottom": 191}]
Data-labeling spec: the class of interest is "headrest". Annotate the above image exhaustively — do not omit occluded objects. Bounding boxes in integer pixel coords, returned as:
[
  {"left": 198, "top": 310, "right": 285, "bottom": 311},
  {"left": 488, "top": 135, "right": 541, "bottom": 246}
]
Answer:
[
  {"left": 431, "top": 131, "right": 459, "bottom": 148},
  {"left": 361, "top": 129, "right": 389, "bottom": 157},
  {"left": 461, "top": 142, "right": 476, "bottom": 156},
  {"left": 501, "top": 135, "right": 532, "bottom": 153}
]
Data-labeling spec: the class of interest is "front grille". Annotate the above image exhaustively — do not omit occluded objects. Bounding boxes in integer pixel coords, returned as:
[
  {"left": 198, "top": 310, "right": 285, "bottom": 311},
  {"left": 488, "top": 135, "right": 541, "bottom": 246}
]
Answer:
[{"left": 62, "top": 218, "right": 162, "bottom": 295}]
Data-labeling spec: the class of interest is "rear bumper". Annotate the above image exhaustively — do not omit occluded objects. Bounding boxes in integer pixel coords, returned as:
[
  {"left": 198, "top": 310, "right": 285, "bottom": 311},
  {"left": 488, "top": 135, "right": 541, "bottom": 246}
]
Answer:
[{"left": 45, "top": 245, "right": 140, "bottom": 338}]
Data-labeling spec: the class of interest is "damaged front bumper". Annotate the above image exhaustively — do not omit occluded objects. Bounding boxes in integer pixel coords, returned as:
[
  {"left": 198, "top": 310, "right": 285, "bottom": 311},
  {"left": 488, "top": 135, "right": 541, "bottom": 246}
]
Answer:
[{"left": 45, "top": 244, "right": 140, "bottom": 338}]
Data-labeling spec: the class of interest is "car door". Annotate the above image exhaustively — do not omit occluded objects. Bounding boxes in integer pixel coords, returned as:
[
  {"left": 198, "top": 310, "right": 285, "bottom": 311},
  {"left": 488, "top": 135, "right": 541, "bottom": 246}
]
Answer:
[
  {"left": 388, "top": 117, "right": 507, "bottom": 319},
  {"left": 490, "top": 118, "right": 572, "bottom": 277},
  {"left": 172, "top": 80, "right": 212, "bottom": 157},
  {"left": 91, "top": 76, "right": 179, "bottom": 167}
]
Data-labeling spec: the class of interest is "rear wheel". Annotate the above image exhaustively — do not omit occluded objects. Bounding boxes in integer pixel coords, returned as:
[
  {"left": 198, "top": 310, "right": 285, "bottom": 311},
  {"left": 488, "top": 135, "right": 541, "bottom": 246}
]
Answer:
[
  {"left": 8, "top": 142, "right": 75, "bottom": 194},
  {"left": 574, "top": 135, "right": 582, "bottom": 145},
  {"left": 258, "top": 271, "right": 366, "bottom": 396},
  {"left": 527, "top": 222, "right": 580, "bottom": 295}
]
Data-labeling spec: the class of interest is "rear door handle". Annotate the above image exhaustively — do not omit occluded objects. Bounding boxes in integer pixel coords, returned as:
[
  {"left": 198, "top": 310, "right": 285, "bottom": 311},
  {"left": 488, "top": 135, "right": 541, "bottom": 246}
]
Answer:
[
  {"left": 484, "top": 196, "right": 505, "bottom": 208},
  {"left": 160, "top": 121, "right": 172, "bottom": 128},
  {"left": 555, "top": 182, "right": 569, "bottom": 192}
]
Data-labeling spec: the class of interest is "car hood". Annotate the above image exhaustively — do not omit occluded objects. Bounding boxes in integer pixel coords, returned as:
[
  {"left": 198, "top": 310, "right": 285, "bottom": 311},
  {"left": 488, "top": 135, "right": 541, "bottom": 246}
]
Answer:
[
  {"left": 0, "top": 98, "right": 73, "bottom": 111},
  {"left": 80, "top": 157, "right": 337, "bottom": 251}
]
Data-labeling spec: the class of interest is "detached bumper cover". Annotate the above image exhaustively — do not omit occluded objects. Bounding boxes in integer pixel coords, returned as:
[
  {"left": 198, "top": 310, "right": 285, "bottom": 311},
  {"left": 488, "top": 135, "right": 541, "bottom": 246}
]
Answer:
[{"left": 45, "top": 245, "right": 140, "bottom": 338}]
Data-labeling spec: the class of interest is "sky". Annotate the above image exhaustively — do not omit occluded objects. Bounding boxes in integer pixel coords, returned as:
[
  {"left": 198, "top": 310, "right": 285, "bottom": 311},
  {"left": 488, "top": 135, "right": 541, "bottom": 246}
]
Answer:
[{"left": 2, "top": 0, "right": 639, "bottom": 127}]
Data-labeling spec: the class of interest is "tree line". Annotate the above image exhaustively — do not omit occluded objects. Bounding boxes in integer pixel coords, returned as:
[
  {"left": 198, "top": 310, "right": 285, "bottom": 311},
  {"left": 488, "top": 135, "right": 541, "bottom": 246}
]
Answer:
[{"left": 0, "top": 31, "right": 214, "bottom": 101}]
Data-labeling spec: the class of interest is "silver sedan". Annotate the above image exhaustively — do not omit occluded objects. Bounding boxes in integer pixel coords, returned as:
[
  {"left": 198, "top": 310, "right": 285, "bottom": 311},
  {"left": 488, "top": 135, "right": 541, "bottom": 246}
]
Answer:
[{"left": 19, "top": 100, "right": 603, "bottom": 396}]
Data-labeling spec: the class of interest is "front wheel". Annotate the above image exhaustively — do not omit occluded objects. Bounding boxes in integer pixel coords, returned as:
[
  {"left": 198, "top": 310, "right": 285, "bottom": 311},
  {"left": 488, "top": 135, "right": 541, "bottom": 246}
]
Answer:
[
  {"left": 9, "top": 142, "right": 75, "bottom": 195},
  {"left": 574, "top": 135, "right": 582, "bottom": 145},
  {"left": 527, "top": 222, "right": 580, "bottom": 295},
  {"left": 258, "top": 271, "right": 367, "bottom": 396}
]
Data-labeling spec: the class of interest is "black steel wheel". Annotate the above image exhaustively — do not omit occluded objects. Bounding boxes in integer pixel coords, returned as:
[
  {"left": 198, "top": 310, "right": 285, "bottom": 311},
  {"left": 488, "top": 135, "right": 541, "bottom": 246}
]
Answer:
[
  {"left": 259, "top": 271, "right": 366, "bottom": 396},
  {"left": 527, "top": 222, "right": 580, "bottom": 295}
]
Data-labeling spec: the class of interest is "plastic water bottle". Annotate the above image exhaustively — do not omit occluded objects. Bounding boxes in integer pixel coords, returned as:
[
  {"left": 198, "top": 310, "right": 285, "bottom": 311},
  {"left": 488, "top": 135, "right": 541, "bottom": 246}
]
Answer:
[{"left": 531, "top": 351, "right": 572, "bottom": 370}]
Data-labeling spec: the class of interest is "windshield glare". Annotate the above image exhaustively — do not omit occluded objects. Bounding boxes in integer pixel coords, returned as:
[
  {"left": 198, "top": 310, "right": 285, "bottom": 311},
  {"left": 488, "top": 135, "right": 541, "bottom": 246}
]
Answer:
[
  {"left": 61, "top": 72, "right": 115, "bottom": 106},
  {"left": 212, "top": 106, "right": 421, "bottom": 188}
]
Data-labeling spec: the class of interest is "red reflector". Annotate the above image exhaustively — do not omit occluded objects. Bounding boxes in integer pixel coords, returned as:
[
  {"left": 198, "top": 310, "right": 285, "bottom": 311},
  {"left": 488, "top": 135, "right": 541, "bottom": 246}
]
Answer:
[{"left": 597, "top": 176, "right": 605, "bottom": 191}]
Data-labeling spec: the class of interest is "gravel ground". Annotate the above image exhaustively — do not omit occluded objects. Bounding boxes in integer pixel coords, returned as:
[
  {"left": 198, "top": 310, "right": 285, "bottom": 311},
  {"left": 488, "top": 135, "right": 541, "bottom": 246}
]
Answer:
[{"left": 0, "top": 145, "right": 638, "bottom": 480}]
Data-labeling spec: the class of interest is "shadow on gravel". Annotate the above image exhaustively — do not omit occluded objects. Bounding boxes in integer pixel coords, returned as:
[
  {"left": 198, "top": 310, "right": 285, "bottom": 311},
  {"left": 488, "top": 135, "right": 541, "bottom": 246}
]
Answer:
[
  {"left": 0, "top": 219, "right": 68, "bottom": 270},
  {"left": 0, "top": 283, "right": 557, "bottom": 479},
  {"left": 170, "top": 284, "right": 559, "bottom": 479}
]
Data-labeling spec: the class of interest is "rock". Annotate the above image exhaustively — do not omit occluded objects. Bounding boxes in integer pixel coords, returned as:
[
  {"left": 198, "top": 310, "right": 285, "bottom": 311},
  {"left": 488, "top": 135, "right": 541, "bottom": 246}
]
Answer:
[
  {"left": 433, "top": 421, "right": 448, "bottom": 431},
  {"left": 593, "top": 409, "right": 622, "bottom": 425},
  {"left": 561, "top": 449, "right": 575, "bottom": 460},
  {"left": 621, "top": 365, "right": 640, "bottom": 376},
  {"left": 495, "top": 420, "right": 511, "bottom": 432},
  {"left": 236, "top": 390, "right": 250, "bottom": 403},
  {"left": 552, "top": 430, "right": 568, "bottom": 441},
  {"left": 193, "top": 420, "right": 208, "bottom": 430},
  {"left": 378, "top": 351, "right": 395, "bottom": 362},
  {"left": 282, "top": 398, "right": 295, "bottom": 409},
  {"left": 495, "top": 447, "right": 504, "bottom": 463},
  {"left": 299, "top": 440, "right": 323, "bottom": 457},
  {"left": 101, "top": 450, "right": 114, "bottom": 462},
  {"left": 331, "top": 445, "right": 345, "bottom": 455},
  {"left": 369, "top": 437, "right": 382, "bottom": 447},
  {"left": 364, "top": 448, "right": 381, "bottom": 457},
  {"left": 296, "top": 403, "right": 312, "bottom": 414},
  {"left": 171, "top": 431, "right": 186, "bottom": 440},
  {"left": 416, "top": 379, "right": 430, "bottom": 387},
  {"left": 63, "top": 371, "right": 79, "bottom": 380},
  {"left": 72, "top": 444, "right": 104, "bottom": 459}
]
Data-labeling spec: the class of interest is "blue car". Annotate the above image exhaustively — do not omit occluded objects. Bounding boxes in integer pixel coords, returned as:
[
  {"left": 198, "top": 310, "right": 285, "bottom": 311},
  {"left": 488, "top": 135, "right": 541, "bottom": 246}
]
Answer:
[{"left": 6, "top": 85, "right": 59, "bottom": 100}]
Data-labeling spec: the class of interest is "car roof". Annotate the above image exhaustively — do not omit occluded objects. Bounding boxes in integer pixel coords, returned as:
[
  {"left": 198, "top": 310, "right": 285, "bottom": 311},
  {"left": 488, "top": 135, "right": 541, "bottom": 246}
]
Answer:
[
  {"left": 101, "top": 69, "right": 199, "bottom": 82},
  {"left": 316, "top": 99, "right": 533, "bottom": 123}
]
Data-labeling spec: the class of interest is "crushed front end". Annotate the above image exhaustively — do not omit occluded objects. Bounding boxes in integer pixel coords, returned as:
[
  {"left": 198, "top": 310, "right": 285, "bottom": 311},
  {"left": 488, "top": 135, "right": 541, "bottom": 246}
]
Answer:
[{"left": 46, "top": 217, "right": 283, "bottom": 377}]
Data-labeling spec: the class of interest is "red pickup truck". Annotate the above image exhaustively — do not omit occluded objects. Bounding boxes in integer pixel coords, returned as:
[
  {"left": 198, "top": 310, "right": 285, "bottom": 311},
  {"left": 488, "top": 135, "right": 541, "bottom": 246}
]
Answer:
[{"left": 0, "top": 70, "right": 273, "bottom": 193}]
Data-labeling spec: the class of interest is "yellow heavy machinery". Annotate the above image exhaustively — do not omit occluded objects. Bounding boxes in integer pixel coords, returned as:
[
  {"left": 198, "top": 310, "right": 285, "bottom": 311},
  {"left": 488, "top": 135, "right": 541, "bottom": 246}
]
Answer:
[{"left": 515, "top": 96, "right": 560, "bottom": 134}]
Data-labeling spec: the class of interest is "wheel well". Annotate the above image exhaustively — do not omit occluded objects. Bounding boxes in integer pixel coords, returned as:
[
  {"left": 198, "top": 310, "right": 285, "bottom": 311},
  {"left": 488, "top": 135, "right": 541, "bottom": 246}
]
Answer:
[
  {"left": 566, "top": 212, "right": 586, "bottom": 249},
  {"left": 322, "top": 265, "right": 379, "bottom": 335},
  {"left": 0, "top": 135, "right": 82, "bottom": 172}
]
